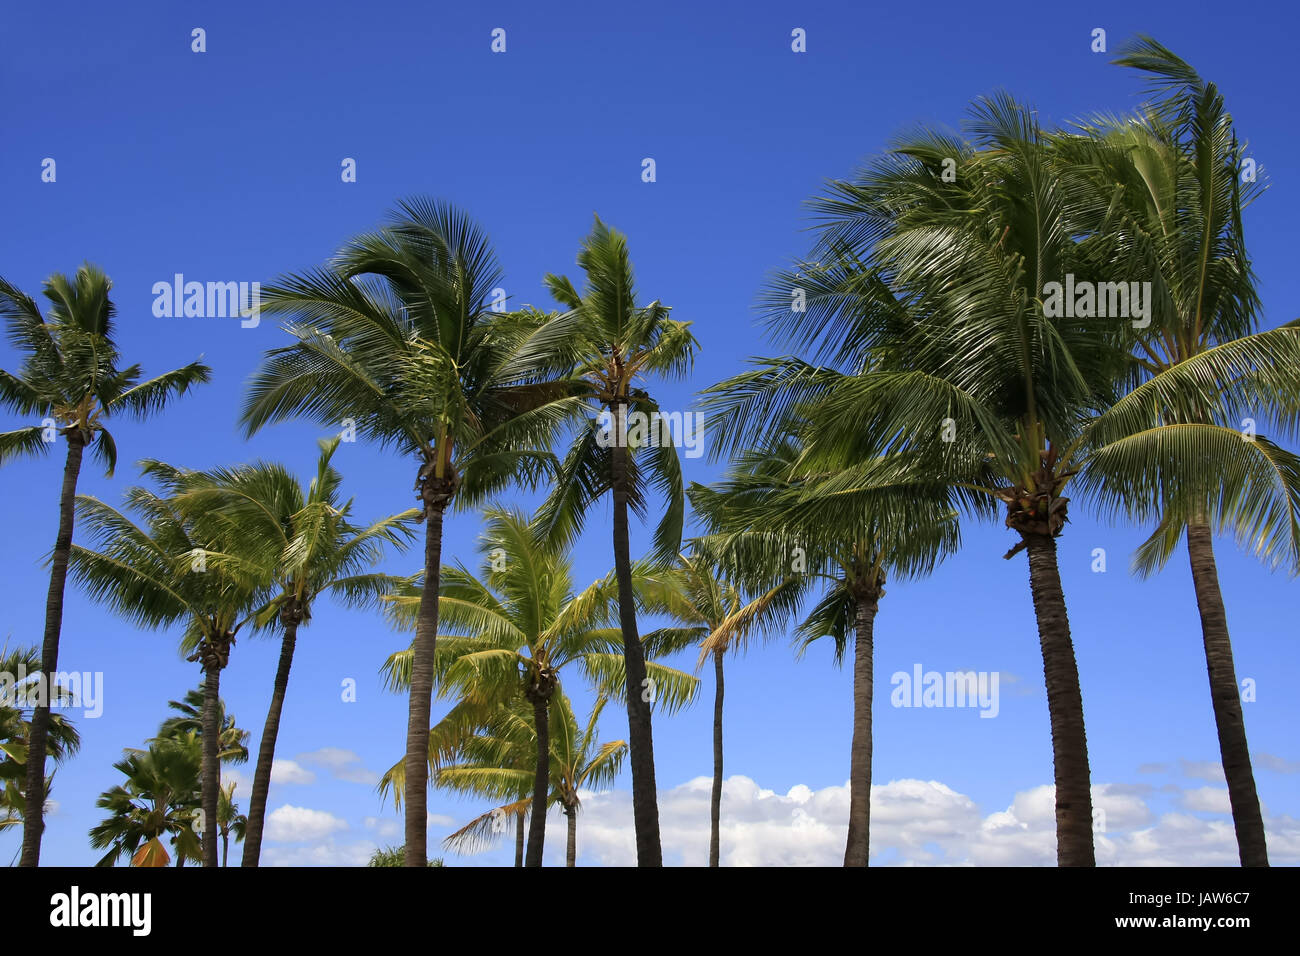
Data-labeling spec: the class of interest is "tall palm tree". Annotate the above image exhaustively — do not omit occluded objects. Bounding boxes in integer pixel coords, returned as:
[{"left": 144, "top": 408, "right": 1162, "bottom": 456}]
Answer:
[
  {"left": 89, "top": 731, "right": 204, "bottom": 867},
  {"left": 690, "top": 440, "right": 959, "bottom": 866},
  {"left": 0, "top": 266, "right": 209, "bottom": 865},
  {"left": 68, "top": 478, "right": 270, "bottom": 866},
  {"left": 0, "top": 643, "right": 81, "bottom": 835},
  {"left": 143, "top": 437, "right": 416, "bottom": 866},
  {"left": 380, "top": 506, "right": 696, "bottom": 866},
  {"left": 241, "top": 199, "right": 576, "bottom": 865},
  {"left": 639, "top": 551, "right": 799, "bottom": 866},
  {"left": 1061, "top": 38, "right": 1300, "bottom": 866},
  {"left": 534, "top": 216, "right": 700, "bottom": 865},
  {"left": 711, "top": 98, "right": 1133, "bottom": 864}
]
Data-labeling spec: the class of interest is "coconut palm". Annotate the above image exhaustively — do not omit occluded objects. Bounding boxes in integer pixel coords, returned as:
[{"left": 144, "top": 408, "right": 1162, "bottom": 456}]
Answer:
[
  {"left": 88, "top": 731, "right": 204, "bottom": 867},
  {"left": 0, "top": 643, "right": 81, "bottom": 835},
  {"left": 1060, "top": 39, "right": 1300, "bottom": 866},
  {"left": 68, "top": 479, "right": 270, "bottom": 866},
  {"left": 709, "top": 97, "right": 1140, "bottom": 865},
  {"left": 157, "top": 687, "right": 250, "bottom": 765},
  {"left": 217, "top": 781, "right": 247, "bottom": 867},
  {"left": 533, "top": 216, "right": 699, "bottom": 865},
  {"left": 689, "top": 439, "right": 959, "bottom": 866},
  {"left": 140, "top": 437, "right": 417, "bottom": 866},
  {"left": 240, "top": 199, "right": 577, "bottom": 865},
  {"left": 0, "top": 266, "right": 209, "bottom": 865},
  {"left": 638, "top": 552, "right": 800, "bottom": 866},
  {"left": 380, "top": 505, "right": 696, "bottom": 866}
]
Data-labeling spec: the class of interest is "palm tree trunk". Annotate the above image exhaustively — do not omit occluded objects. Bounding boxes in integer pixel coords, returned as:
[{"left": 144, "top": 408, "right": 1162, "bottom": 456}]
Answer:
[
  {"left": 1024, "top": 532, "right": 1094, "bottom": 866},
  {"left": 200, "top": 661, "right": 222, "bottom": 867},
  {"left": 222, "top": 831, "right": 229, "bottom": 867},
  {"left": 514, "top": 810, "right": 525, "bottom": 867},
  {"left": 404, "top": 500, "right": 447, "bottom": 867},
  {"left": 843, "top": 590, "right": 878, "bottom": 867},
  {"left": 610, "top": 418, "right": 662, "bottom": 866},
  {"left": 241, "top": 616, "right": 298, "bottom": 866},
  {"left": 565, "top": 804, "right": 577, "bottom": 866},
  {"left": 525, "top": 694, "right": 550, "bottom": 867},
  {"left": 20, "top": 432, "right": 84, "bottom": 867},
  {"left": 710, "top": 647, "right": 724, "bottom": 867},
  {"left": 1186, "top": 524, "right": 1268, "bottom": 866}
]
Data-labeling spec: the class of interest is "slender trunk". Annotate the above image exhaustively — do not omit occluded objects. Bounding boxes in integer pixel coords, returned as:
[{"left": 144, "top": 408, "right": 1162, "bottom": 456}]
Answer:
[
  {"left": 709, "top": 647, "right": 724, "bottom": 867},
  {"left": 1186, "top": 524, "right": 1268, "bottom": 866},
  {"left": 524, "top": 694, "right": 550, "bottom": 867},
  {"left": 20, "top": 433, "right": 84, "bottom": 867},
  {"left": 200, "top": 662, "right": 221, "bottom": 868},
  {"left": 1024, "top": 532, "right": 1094, "bottom": 866},
  {"left": 610, "top": 428, "right": 662, "bottom": 866},
  {"left": 404, "top": 502, "right": 446, "bottom": 866},
  {"left": 222, "top": 831, "right": 229, "bottom": 867},
  {"left": 565, "top": 803, "right": 577, "bottom": 867},
  {"left": 843, "top": 591, "right": 878, "bottom": 867},
  {"left": 241, "top": 617, "right": 299, "bottom": 866},
  {"left": 514, "top": 810, "right": 525, "bottom": 867}
]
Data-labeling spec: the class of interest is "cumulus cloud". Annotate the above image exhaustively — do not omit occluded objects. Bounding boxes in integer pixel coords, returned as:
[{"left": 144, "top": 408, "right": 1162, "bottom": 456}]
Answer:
[
  {"left": 263, "top": 841, "right": 376, "bottom": 867},
  {"left": 265, "top": 804, "right": 348, "bottom": 843},
  {"left": 297, "top": 747, "right": 379, "bottom": 785},
  {"left": 549, "top": 775, "right": 1300, "bottom": 867},
  {"left": 1178, "top": 759, "right": 1226, "bottom": 783},
  {"left": 271, "top": 760, "right": 316, "bottom": 785}
]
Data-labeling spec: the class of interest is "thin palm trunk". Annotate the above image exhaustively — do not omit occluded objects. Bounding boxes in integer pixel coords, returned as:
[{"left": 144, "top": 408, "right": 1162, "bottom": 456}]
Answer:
[
  {"left": 710, "top": 647, "right": 724, "bottom": 867},
  {"left": 1024, "top": 532, "right": 1094, "bottom": 866},
  {"left": 20, "top": 433, "right": 84, "bottom": 867},
  {"left": 200, "top": 662, "right": 221, "bottom": 867},
  {"left": 1186, "top": 524, "right": 1268, "bottom": 866},
  {"left": 843, "top": 591, "right": 877, "bottom": 867},
  {"left": 610, "top": 425, "right": 662, "bottom": 866},
  {"left": 222, "top": 831, "right": 229, "bottom": 867},
  {"left": 241, "top": 617, "right": 299, "bottom": 866},
  {"left": 514, "top": 811, "right": 525, "bottom": 867},
  {"left": 404, "top": 502, "right": 446, "bottom": 867},
  {"left": 525, "top": 694, "right": 550, "bottom": 867},
  {"left": 565, "top": 804, "right": 577, "bottom": 866}
]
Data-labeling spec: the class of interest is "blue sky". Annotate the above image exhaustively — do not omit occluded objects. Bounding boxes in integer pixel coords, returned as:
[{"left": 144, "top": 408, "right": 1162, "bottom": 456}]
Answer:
[{"left": 2, "top": 0, "right": 1298, "bottom": 865}]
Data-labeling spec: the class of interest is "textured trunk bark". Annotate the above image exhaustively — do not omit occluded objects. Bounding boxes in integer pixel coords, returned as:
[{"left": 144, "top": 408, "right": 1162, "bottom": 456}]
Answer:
[
  {"left": 514, "top": 810, "right": 525, "bottom": 867},
  {"left": 222, "top": 832, "right": 229, "bottom": 868},
  {"left": 404, "top": 503, "right": 446, "bottom": 867},
  {"left": 1024, "top": 532, "right": 1094, "bottom": 866},
  {"left": 1186, "top": 524, "right": 1268, "bottom": 866},
  {"left": 565, "top": 804, "right": 577, "bottom": 867},
  {"left": 241, "top": 617, "right": 299, "bottom": 866},
  {"left": 524, "top": 693, "right": 550, "bottom": 867},
  {"left": 843, "top": 592, "right": 878, "bottom": 867},
  {"left": 201, "top": 663, "right": 222, "bottom": 867},
  {"left": 610, "top": 423, "right": 662, "bottom": 866},
  {"left": 709, "top": 647, "right": 724, "bottom": 867},
  {"left": 20, "top": 433, "right": 84, "bottom": 867}
]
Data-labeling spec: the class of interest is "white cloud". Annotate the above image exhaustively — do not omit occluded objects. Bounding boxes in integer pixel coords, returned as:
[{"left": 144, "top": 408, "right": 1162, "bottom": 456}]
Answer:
[
  {"left": 364, "top": 816, "right": 401, "bottom": 839},
  {"left": 1255, "top": 752, "right": 1300, "bottom": 774},
  {"left": 265, "top": 804, "right": 348, "bottom": 843},
  {"left": 1178, "top": 759, "right": 1226, "bottom": 783},
  {"left": 263, "top": 841, "right": 376, "bottom": 867},
  {"left": 297, "top": 747, "right": 379, "bottom": 785},
  {"left": 271, "top": 760, "right": 316, "bottom": 785},
  {"left": 1181, "top": 786, "right": 1232, "bottom": 814}
]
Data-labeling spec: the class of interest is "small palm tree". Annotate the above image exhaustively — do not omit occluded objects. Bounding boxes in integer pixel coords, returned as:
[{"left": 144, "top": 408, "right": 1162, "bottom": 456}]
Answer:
[
  {"left": 380, "top": 506, "right": 696, "bottom": 866},
  {"left": 0, "top": 643, "right": 80, "bottom": 835},
  {"left": 142, "top": 436, "right": 416, "bottom": 866},
  {"left": 241, "top": 199, "right": 576, "bottom": 865},
  {"left": 217, "top": 781, "right": 247, "bottom": 867},
  {"left": 157, "top": 687, "right": 250, "bottom": 764},
  {"left": 535, "top": 217, "right": 700, "bottom": 865},
  {"left": 639, "top": 552, "right": 799, "bottom": 866},
  {"left": 69, "top": 479, "right": 270, "bottom": 866},
  {"left": 89, "top": 731, "right": 204, "bottom": 867},
  {"left": 0, "top": 266, "right": 209, "bottom": 866}
]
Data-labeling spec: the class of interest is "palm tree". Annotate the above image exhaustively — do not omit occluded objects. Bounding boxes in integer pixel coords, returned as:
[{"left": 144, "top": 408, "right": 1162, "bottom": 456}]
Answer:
[
  {"left": 639, "top": 552, "right": 799, "bottom": 865},
  {"left": 68, "top": 478, "right": 270, "bottom": 866},
  {"left": 1060, "top": 38, "right": 1300, "bottom": 866},
  {"left": 380, "top": 505, "right": 696, "bottom": 866},
  {"left": 690, "top": 440, "right": 959, "bottom": 866},
  {"left": 0, "top": 643, "right": 80, "bottom": 836},
  {"left": 241, "top": 199, "right": 576, "bottom": 865},
  {"left": 142, "top": 437, "right": 416, "bottom": 866},
  {"left": 217, "top": 781, "right": 247, "bottom": 867},
  {"left": 89, "top": 731, "right": 204, "bottom": 867},
  {"left": 0, "top": 266, "right": 209, "bottom": 865},
  {"left": 382, "top": 694, "right": 626, "bottom": 867},
  {"left": 534, "top": 216, "right": 700, "bottom": 865},
  {"left": 711, "top": 99, "right": 1134, "bottom": 865}
]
